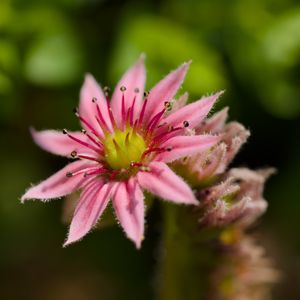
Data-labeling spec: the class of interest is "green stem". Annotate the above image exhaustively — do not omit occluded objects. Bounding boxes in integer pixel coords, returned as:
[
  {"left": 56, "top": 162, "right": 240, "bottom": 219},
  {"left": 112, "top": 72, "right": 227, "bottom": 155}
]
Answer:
[{"left": 157, "top": 203, "right": 221, "bottom": 300}]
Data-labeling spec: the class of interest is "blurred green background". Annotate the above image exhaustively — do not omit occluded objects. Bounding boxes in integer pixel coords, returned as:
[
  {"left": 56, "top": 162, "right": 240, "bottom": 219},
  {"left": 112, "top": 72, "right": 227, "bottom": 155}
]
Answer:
[{"left": 0, "top": 0, "right": 300, "bottom": 299}]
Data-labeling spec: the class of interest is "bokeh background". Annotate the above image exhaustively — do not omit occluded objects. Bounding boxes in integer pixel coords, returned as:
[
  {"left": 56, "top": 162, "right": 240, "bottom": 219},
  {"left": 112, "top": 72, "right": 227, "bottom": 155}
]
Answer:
[{"left": 0, "top": 0, "right": 300, "bottom": 299}]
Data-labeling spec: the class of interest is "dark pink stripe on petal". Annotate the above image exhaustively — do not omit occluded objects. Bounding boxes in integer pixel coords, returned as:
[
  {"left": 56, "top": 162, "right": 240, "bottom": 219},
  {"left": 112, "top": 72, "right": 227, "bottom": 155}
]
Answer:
[
  {"left": 64, "top": 182, "right": 114, "bottom": 246},
  {"left": 31, "top": 128, "right": 93, "bottom": 157},
  {"left": 21, "top": 160, "right": 96, "bottom": 202},
  {"left": 80, "top": 74, "right": 112, "bottom": 132},
  {"left": 112, "top": 178, "right": 144, "bottom": 249},
  {"left": 110, "top": 55, "right": 146, "bottom": 126},
  {"left": 156, "top": 134, "right": 220, "bottom": 163}
]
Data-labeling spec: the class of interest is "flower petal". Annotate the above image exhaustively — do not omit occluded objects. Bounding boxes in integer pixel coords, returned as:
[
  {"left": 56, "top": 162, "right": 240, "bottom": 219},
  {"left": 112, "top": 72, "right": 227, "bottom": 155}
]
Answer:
[
  {"left": 79, "top": 74, "right": 112, "bottom": 133},
  {"left": 137, "top": 162, "right": 197, "bottom": 205},
  {"left": 144, "top": 62, "right": 190, "bottom": 123},
  {"left": 197, "top": 106, "right": 229, "bottom": 134},
  {"left": 112, "top": 178, "right": 144, "bottom": 249},
  {"left": 110, "top": 55, "right": 146, "bottom": 126},
  {"left": 64, "top": 182, "right": 114, "bottom": 246},
  {"left": 21, "top": 160, "right": 95, "bottom": 202},
  {"left": 163, "top": 91, "right": 223, "bottom": 129},
  {"left": 156, "top": 134, "right": 220, "bottom": 163},
  {"left": 30, "top": 128, "right": 93, "bottom": 157}
]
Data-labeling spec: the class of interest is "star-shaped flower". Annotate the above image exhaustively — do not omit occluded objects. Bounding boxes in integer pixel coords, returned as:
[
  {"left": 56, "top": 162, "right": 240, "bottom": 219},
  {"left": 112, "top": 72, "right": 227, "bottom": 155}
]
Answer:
[{"left": 22, "top": 56, "right": 222, "bottom": 248}]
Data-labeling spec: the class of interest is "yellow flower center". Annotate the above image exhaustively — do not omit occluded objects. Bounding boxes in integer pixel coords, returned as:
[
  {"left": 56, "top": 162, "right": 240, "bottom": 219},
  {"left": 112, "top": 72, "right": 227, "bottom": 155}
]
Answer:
[{"left": 103, "top": 128, "right": 147, "bottom": 170}]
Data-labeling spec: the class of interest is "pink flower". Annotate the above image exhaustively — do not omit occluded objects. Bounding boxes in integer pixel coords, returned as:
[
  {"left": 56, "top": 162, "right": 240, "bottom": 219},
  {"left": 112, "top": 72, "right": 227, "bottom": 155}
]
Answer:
[
  {"left": 22, "top": 56, "right": 221, "bottom": 248},
  {"left": 197, "top": 168, "right": 275, "bottom": 228},
  {"left": 173, "top": 107, "right": 250, "bottom": 186}
]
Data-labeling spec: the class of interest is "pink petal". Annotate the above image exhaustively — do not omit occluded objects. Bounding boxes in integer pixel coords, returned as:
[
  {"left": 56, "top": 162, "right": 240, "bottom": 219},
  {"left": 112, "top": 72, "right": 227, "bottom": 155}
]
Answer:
[
  {"left": 163, "top": 91, "right": 223, "bottom": 129},
  {"left": 21, "top": 160, "right": 95, "bottom": 202},
  {"left": 30, "top": 128, "right": 93, "bottom": 157},
  {"left": 156, "top": 134, "right": 220, "bottom": 163},
  {"left": 110, "top": 55, "right": 146, "bottom": 126},
  {"left": 197, "top": 106, "right": 229, "bottom": 134},
  {"left": 171, "top": 92, "right": 189, "bottom": 112},
  {"left": 79, "top": 74, "right": 112, "bottom": 133},
  {"left": 112, "top": 179, "right": 144, "bottom": 249},
  {"left": 137, "top": 162, "right": 197, "bottom": 205},
  {"left": 144, "top": 62, "right": 190, "bottom": 123},
  {"left": 64, "top": 182, "right": 114, "bottom": 246}
]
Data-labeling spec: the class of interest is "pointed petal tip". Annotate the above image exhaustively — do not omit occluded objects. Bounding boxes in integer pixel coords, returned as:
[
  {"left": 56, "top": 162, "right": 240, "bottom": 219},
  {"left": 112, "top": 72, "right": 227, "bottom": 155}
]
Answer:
[
  {"left": 139, "top": 53, "right": 146, "bottom": 62},
  {"left": 133, "top": 236, "right": 143, "bottom": 249},
  {"left": 62, "top": 238, "right": 74, "bottom": 248},
  {"left": 20, "top": 195, "right": 26, "bottom": 204},
  {"left": 181, "top": 60, "right": 192, "bottom": 70}
]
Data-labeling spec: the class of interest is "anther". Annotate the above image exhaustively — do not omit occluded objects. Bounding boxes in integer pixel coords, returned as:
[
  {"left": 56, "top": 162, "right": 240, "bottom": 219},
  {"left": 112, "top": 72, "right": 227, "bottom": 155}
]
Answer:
[
  {"left": 103, "top": 86, "right": 110, "bottom": 93},
  {"left": 62, "top": 129, "right": 68, "bottom": 134},
  {"left": 73, "top": 107, "right": 79, "bottom": 117},
  {"left": 81, "top": 129, "right": 87, "bottom": 134},
  {"left": 71, "top": 150, "right": 77, "bottom": 158},
  {"left": 140, "top": 166, "right": 150, "bottom": 172},
  {"left": 164, "top": 101, "right": 172, "bottom": 111},
  {"left": 166, "top": 146, "right": 173, "bottom": 152},
  {"left": 120, "top": 86, "right": 126, "bottom": 92},
  {"left": 144, "top": 91, "right": 149, "bottom": 97},
  {"left": 134, "top": 87, "right": 140, "bottom": 93},
  {"left": 183, "top": 120, "right": 189, "bottom": 127},
  {"left": 168, "top": 125, "right": 174, "bottom": 131},
  {"left": 66, "top": 172, "right": 73, "bottom": 177},
  {"left": 92, "top": 97, "right": 97, "bottom": 103}
]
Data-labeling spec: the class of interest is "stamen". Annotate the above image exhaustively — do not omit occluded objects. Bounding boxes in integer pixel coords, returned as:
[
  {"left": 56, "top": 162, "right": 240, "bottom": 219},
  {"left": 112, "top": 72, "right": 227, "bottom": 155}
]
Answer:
[
  {"left": 144, "top": 91, "right": 149, "bottom": 97},
  {"left": 86, "top": 133, "right": 103, "bottom": 149},
  {"left": 73, "top": 108, "right": 99, "bottom": 136},
  {"left": 141, "top": 147, "right": 165, "bottom": 160},
  {"left": 121, "top": 93, "right": 126, "bottom": 129},
  {"left": 138, "top": 99, "right": 148, "bottom": 125},
  {"left": 106, "top": 96, "right": 117, "bottom": 128},
  {"left": 95, "top": 104, "right": 110, "bottom": 133},
  {"left": 125, "top": 132, "right": 130, "bottom": 146},
  {"left": 109, "top": 170, "right": 121, "bottom": 180},
  {"left": 71, "top": 150, "right": 77, "bottom": 158},
  {"left": 68, "top": 167, "right": 100, "bottom": 177},
  {"left": 183, "top": 120, "right": 189, "bottom": 127},
  {"left": 146, "top": 108, "right": 166, "bottom": 133},
  {"left": 63, "top": 130, "right": 100, "bottom": 153},
  {"left": 73, "top": 107, "right": 79, "bottom": 116},
  {"left": 92, "top": 97, "right": 97, "bottom": 103},
  {"left": 84, "top": 168, "right": 107, "bottom": 177},
  {"left": 134, "top": 88, "right": 140, "bottom": 93},
  {"left": 113, "top": 139, "right": 120, "bottom": 151},
  {"left": 103, "top": 86, "right": 110, "bottom": 96},
  {"left": 77, "top": 154, "right": 100, "bottom": 162},
  {"left": 164, "top": 101, "right": 172, "bottom": 111},
  {"left": 152, "top": 126, "right": 182, "bottom": 145},
  {"left": 120, "top": 86, "right": 126, "bottom": 92},
  {"left": 129, "top": 96, "right": 136, "bottom": 125},
  {"left": 130, "top": 162, "right": 143, "bottom": 168}
]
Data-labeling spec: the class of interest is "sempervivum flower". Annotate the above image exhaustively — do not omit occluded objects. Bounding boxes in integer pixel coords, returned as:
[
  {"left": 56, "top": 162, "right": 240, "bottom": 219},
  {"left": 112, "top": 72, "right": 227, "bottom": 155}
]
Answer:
[
  {"left": 211, "top": 235, "right": 280, "bottom": 300},
  {"left": 197, "top": 168, "right": 275, "bottom": 228},
  {"left": 21, "top": 56, "right": 222, "bottom": 248},
  {"left": 173, "top": 107, "right": 250, "bottom": 187}
]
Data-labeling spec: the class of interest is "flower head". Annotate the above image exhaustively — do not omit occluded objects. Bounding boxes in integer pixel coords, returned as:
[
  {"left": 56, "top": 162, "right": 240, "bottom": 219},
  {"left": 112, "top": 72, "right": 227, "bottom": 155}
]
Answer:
[
  {"left": 173, "top": 107, "right": 250, "bottom": 187},
  {"left": 22, "top": 56, "right": 222, "bottom": 248},
  {"left": 197, "top": 168, "right": 275, "bottom": 228}
]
